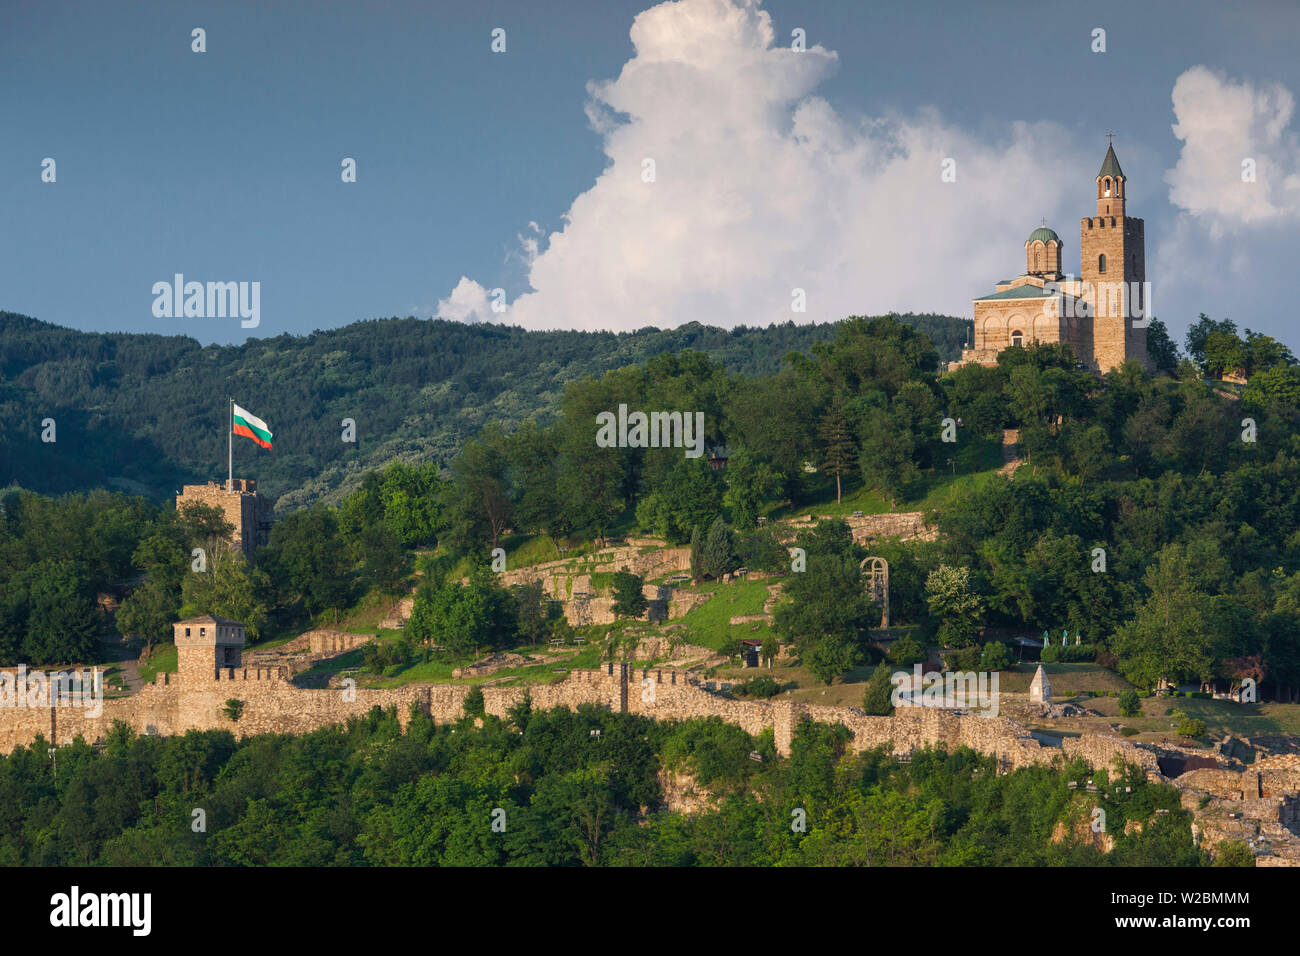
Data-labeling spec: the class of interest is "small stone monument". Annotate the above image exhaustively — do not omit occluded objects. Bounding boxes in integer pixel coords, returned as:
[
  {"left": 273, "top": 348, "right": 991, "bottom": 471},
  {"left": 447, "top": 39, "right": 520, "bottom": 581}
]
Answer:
[{"left": 1029, "top": 664, "right": 1052, "bottom": 704}]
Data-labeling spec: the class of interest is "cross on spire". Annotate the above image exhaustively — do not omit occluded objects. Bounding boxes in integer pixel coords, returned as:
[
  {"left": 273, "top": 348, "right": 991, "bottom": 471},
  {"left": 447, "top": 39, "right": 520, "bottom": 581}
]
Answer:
[{"left": 1106, "top": 130, "right": 1115, "bottom": 145}]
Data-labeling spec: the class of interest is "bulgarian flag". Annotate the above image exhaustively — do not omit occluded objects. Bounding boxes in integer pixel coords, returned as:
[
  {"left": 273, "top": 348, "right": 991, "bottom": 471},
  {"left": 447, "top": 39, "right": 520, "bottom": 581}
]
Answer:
[{"left": 232, "top": 403, "right": 273, "bottom": 450}]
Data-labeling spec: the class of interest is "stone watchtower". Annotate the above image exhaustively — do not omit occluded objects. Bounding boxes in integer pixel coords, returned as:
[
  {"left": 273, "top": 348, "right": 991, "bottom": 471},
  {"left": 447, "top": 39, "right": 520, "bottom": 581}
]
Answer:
[
  {"left": 174, "top": 615, "right": 246, "bottom": 683},
  {"left": 176, "top": 478, "right": 272, "bottom": 558},
  {"left": 1080, "top": 143, "right": 1147, "bottom": 371}
]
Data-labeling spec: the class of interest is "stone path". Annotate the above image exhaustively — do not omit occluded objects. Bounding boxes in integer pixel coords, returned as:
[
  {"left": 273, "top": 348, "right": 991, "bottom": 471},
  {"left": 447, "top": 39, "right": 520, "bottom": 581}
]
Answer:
[{"left": 998, "top": 428, "right": 1024, "bottom": 477}]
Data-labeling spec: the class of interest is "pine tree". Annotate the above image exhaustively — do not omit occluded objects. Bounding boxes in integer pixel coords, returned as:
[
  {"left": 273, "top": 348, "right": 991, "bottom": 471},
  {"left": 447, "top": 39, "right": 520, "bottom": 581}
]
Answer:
[
  {"left": 818, "top": 394, "right": 855, "bottom": 504},
  {"left": 701, "top": 517, "right": 737, "bottom": 580},
  {"left": 862, "top": 662, "right": 895, "bottom": 715},
  {"left": 689, "top": 525, "right": 704, "bottom": 581}
]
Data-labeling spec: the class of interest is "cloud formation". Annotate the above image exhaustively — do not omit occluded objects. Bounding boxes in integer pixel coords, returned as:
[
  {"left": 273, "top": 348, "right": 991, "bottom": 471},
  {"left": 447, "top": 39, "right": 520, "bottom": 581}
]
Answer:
[
  {"left": 1165, "top": 65, "right": 1300, "bottom": 230},
  {"left": 1156, "top": 67, "right": 1300, "bottom": 329},
  {"left": 438, "top": 0, "right": 1086, "bottom": 332}
]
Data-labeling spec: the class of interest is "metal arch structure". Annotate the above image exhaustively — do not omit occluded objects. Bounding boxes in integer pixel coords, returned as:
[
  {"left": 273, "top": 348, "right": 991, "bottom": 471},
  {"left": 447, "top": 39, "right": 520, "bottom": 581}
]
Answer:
[{"left": 860, "top": 556, "right": 889, "bottom": 628}]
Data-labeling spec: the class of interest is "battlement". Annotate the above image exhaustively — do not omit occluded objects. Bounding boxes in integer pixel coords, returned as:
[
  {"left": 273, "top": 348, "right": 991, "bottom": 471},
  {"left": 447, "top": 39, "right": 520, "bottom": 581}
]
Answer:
[
  {"left": 215, "top": 667, "right": 289, "bottom": 682},
  {"left": 176, "top": 478, "right": 272, "bottom": 557}
]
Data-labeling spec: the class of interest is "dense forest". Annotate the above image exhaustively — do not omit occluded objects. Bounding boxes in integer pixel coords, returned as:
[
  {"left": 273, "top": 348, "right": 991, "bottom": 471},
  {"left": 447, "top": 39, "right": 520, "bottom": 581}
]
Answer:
[
  {"left": 0, "top": 707, "right": 1226, "bottom": 867},
  {"left": 0, "top": 310, "right": 968, "bottom": 509},
  {"left": 7, "top": 311, "right": 1300, "bottom": 700}
]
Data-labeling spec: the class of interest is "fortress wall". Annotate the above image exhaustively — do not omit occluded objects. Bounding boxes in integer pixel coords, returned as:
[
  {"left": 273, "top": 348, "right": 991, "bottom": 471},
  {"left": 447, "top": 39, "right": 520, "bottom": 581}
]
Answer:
[{"left": 0, "top": 661, "right": 1156, "bottom": 779}]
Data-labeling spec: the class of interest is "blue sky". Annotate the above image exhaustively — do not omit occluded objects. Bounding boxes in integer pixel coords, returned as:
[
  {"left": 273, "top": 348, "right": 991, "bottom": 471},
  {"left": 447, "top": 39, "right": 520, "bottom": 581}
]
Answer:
[{"left": 4, "top": 0, "right": 1299, "bottom": 349}]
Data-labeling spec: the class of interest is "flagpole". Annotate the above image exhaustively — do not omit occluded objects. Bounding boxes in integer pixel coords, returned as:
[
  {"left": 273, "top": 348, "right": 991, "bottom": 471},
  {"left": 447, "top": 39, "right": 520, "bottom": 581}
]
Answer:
[{"left": 228, "top": 398, "right": 233, "bottom": 493}]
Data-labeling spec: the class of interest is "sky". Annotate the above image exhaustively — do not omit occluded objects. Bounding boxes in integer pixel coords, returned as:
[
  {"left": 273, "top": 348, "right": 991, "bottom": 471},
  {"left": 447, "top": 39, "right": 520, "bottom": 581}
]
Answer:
[{"left": 3, "top": 0, "right": 1299, "bottom": 350}]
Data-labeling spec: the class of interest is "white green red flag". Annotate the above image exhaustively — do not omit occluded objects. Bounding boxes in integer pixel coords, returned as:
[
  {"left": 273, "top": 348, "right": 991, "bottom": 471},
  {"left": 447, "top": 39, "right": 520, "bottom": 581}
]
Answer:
[{"left": 232, "top": 404, "right": 273, "bottom": 450}]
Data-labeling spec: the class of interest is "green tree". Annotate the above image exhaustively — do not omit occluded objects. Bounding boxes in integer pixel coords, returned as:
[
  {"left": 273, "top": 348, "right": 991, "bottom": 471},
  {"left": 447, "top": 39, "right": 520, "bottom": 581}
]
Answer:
[
  {"left": 699, "top": 517, "right": 738, "bottom": 580},
  {"left": 115, "top": 577, "right": 175, "bottom": 657},
  {"left": 722, "top": 448, "right": 781, "bottom": 530},
  {"left": 979, "top": 641, "right": 1011, "bottom": 671},
  {"left": 861, "top": 662, "right": 896, "bottom": 715},
  {"left": 1118, "top": 690, "right": 1142, "bottom": 718},
  {"left": 611, "top": 569, "right": 648, "bottom": 620},
  {"left": 818, "top": 394, "right": 856, "bottom": 504},
  {"left": 178, "top": 547, "right": 270, "bottom": 642},
  {"left": 1145, "top": 318, "right": 1180, "bottom": 372},
  {"left": 774, "top": 554, "right": 875, "bottom": 684},
  {"left": 925, "top": 565, "right": 984, "bottom": 648},
  {"left": 14, "top": 559, "right": 100, "bottom": 664}
]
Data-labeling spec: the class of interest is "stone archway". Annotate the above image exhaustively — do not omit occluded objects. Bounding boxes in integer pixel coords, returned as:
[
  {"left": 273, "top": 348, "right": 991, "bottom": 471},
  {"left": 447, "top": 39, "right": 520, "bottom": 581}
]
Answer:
[{"left": 860, "top": 556, "right": 889, "bottom": 628}]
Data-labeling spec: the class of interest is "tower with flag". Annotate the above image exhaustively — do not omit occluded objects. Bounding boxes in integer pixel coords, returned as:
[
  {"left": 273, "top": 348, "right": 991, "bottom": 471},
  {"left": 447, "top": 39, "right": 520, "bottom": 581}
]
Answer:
[
  {"left": 176, "top": 401, "right": 275, "bottom": 557},
  {"left": 229, "top": 400, "right": 273, "bottom": 492}
]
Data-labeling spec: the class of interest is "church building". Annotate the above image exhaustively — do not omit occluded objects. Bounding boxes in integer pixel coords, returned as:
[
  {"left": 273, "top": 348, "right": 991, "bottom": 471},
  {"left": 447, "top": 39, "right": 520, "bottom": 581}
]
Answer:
[{"left": 958, "top": 142, "right": 1149, "bottom": 373}]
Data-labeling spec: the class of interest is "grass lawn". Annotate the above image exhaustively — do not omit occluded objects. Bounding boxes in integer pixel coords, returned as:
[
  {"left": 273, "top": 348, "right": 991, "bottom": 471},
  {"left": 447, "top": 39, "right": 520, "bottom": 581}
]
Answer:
[
  {"left": 996, "top": 661, "right": 1134, "bottom": 696},
  {"left": 1049, "top": 696, "right": 1300, "bottom": 746},
  {"left": 778, "top": 436, "right": 1006, "bottom": 519},
  {"left": 674, "top": 578, "right": 775, "bottom": 652},
  {"left": 138, "top": 643, "right": 177, "bottom": 683}
]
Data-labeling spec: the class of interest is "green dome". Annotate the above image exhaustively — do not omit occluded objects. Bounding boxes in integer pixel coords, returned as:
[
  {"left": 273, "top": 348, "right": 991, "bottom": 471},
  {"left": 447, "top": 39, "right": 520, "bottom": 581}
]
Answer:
[{"left": 1027, "top": 226, "right": 1059, "bottom": 244}]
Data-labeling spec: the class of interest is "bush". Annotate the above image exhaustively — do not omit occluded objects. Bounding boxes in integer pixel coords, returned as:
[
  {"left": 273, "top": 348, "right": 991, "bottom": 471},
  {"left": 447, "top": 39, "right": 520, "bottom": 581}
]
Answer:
[
  {"left": 463, "top": 684, "right": 486, "bottom": 718},
  {"left": 1119, "top": 726, "right": 1139, "bottom": 737},
  {"left": 363, "top": 638, "right": 415, "bottom": 672},
  {"left": 1119, "top": 690, "right": 1142, "bottom": 717},
  {"left": 1176, "top": 717, "right": 1207, "bottom": 739},
  {"left": 943, "top": 646, "right": 981, "bottom": 671},
  {"left": 888, "top": 635, "right": 927, "bottom": 667},
  {"left": 736, "top": 529, "right": 786, "bottom": 573},
  {"left": 611, "top": 568, "right": 649, "bottom": 619},
  {"left": 1042, "top": 644, "right": 1095, "bottom": 663},
  {"left": 979, "top": 641, "right": 1011, "bottom": 670},
  {"left": 222, "top": 698, "right": 244, "bottom": 722},
  {"left": 733, "top": 675, "right": 780, "bottom": 699},
  {"left": 862, "top": 663, "right": 895, "bottom": 716},
  {"left": 1213, "top": 841, "right": 1256, "bottom": 867}
]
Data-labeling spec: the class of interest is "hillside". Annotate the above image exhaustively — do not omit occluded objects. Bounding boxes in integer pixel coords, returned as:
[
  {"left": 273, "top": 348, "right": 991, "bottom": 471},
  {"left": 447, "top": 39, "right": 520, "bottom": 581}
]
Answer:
[{"left": 0, "top": 311, "right": 970, "bottom": 510}]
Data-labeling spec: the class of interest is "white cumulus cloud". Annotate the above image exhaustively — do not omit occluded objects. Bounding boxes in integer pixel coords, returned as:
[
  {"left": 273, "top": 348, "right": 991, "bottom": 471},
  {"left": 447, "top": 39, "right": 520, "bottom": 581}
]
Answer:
[
  {"left": 1156, "top": 67, "right": 1300, "bottom": 334},
  {"left": 1165, "top": 65, "right": 1300, "bottom": 230},
  {"left": 439, "top": 0, "right": 1090, "bottom": 331}
]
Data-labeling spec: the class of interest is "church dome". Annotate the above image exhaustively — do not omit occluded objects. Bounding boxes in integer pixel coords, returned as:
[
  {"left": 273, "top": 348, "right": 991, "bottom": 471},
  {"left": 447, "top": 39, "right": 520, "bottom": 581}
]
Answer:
[{"left": 1027, "top": 226, "right": 1059, "bottom": 244}]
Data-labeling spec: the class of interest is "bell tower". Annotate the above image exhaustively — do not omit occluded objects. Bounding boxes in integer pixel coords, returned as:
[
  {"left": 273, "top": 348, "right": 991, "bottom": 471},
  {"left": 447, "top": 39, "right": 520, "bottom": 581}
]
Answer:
[{"left": 1080, "top": 137, "right": 1147, "bottom": 372}]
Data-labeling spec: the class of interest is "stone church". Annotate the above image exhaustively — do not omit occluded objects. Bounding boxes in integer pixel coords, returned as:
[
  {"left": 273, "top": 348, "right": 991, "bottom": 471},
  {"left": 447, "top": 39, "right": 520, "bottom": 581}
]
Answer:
[{"left": 958, "top": 143, "right": 1149, "bottom": 373}]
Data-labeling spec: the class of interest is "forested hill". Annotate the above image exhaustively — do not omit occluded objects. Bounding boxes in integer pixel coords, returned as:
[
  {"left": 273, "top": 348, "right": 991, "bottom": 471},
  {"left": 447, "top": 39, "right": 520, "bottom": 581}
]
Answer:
[{"left": 0, "top": 310, "right": 971, "bottom": 509}]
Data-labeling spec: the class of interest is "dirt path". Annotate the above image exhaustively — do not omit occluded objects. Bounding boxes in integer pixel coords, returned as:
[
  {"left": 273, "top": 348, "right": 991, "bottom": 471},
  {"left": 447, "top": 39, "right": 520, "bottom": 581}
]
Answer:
[{"left": 998, "top": 428, "right": 1024, "bottom": 477}]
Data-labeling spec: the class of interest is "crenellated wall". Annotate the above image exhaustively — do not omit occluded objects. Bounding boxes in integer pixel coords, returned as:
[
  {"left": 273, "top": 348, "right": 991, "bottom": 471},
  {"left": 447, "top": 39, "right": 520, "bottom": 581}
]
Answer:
[{"left": 0, "top": 660, "right": 1159, "bottom": 778}]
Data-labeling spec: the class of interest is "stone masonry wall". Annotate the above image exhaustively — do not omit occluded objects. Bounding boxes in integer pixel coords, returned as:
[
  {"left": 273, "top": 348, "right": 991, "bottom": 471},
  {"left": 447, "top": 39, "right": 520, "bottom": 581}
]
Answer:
[{"left": 1, "top": 662, "right": 1159, "bottom": 781}]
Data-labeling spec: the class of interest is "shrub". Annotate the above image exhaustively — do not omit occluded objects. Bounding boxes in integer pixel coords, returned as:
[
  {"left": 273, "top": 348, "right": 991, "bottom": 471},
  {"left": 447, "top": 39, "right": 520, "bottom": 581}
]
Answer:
[
  {"left": 888, "top": 635, "right": 927, "bottom": 667},
  {"left": 1213, "top": 841, "right": 1256, "bottom": 867},
  {"left": 1177, "top": 717, "right": 1207, "bottom": 739},
  {"left": 1119, "top": 726, "right": 1139, "bottom": 737},
  {"left": 944, "top": 646, "right": 981, "bottom": 671},
  {"left": 733, "top": 675, "right": 780, "bottom": 699},
  {"left": 223, "top": 699, "right": 244, "bottom": 722},
  {"left": 1118, "top": 690, "right": 1142, "bottom": 717},
  {"left": 463, "top": 684, "right": 486, "bottom": 718},
  {"left": 1043, "top": 644, "right": 1095, "bottom": 663},
  {"left": 611, "top": 568, "right": 649, "bottom": 619},
  {"left": 736, "top": 529, "right": 786, "bottom": 573},
  {"left": 979, "top": 641, "right": 1011, "bottom": 670},
  {"left": 862, "top": 663, "right": 895, "bottom": 716}
]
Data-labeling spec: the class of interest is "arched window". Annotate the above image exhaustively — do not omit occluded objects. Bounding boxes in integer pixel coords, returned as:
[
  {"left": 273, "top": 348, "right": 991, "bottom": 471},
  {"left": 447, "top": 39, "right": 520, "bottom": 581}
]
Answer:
[
  {"left": 1010, "top": 330, "right": 1024, "bottom": 347},
  {"left": 1103, "top": 177, "right": 1112, "bottom": 197},
  {"left": 1098, "top": 254, "right": 1107, "bottom": 273},
  {"left": 1033, "top": 248, "right": 1041, "bottom": 270}
]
